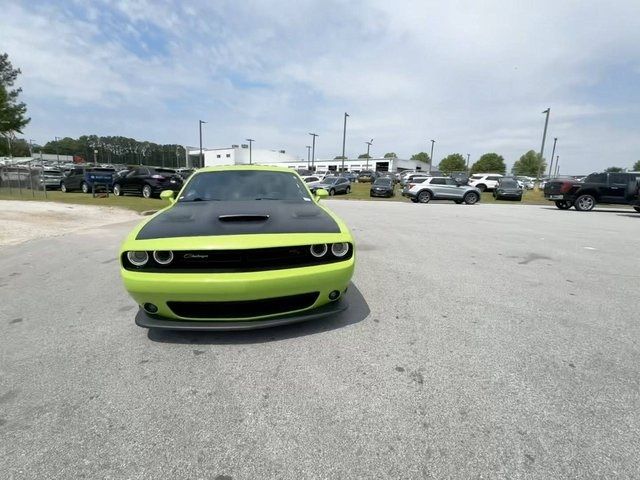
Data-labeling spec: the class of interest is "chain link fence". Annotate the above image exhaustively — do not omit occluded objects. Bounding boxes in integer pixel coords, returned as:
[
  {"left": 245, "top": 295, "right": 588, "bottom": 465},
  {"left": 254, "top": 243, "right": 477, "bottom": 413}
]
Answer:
[{"left": 0, "top": 162, "right": 56, "bottom": 199}]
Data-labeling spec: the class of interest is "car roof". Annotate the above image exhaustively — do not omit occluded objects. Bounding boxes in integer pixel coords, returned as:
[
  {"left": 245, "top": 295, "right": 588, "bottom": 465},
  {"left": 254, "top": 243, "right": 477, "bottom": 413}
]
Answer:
[{"left": 196, "top": 165, "right": 300, "bottom": 174}]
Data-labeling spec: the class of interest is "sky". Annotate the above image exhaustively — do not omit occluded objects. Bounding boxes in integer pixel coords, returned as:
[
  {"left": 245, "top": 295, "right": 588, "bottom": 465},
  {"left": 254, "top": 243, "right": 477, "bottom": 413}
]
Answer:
[{"left": 1, "top": 0, "right": 640, "bottom": 173}]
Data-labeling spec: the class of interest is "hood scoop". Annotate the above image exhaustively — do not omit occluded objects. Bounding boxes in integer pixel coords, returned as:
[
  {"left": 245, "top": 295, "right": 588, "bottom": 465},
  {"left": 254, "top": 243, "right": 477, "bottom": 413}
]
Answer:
[{"left": 218, "top": 214, "right": 270, "bottom": 222}]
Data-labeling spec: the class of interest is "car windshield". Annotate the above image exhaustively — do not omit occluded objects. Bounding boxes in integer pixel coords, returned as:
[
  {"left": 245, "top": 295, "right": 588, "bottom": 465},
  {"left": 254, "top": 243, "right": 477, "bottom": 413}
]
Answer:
[
  {"left": 178, "top": 170, "right": 310, "bottom": 202},
  {"left": 500, "top": 180, "right": 519, "bottom": 187},
  {"left": 321, "top": 177, "right": 338, "bottom": 184},
  {"left": 374, "top": 178, "right": 391, "bottom": 185}
]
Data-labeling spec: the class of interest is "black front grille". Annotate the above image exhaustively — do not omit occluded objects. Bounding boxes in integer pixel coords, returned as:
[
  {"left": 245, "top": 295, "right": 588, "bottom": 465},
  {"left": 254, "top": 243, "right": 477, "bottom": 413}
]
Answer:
[
  {"left": 544, "top": 182, "right": 563, "bottom": 195},
  {"left": 122, "top": 244, "right": 353, "bottom": 273},
  {"left": 167, "top": 292, "right": 319, "bottom": 319}
]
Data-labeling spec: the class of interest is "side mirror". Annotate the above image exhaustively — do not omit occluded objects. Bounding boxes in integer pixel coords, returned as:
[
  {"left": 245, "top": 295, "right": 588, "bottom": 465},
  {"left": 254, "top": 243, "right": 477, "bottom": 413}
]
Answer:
[
  {"left": 160, "top": 190, "right": 175, "bottom": 203},
  {"left": 315, "top": 188, "right": 329, "bottom": 201}
]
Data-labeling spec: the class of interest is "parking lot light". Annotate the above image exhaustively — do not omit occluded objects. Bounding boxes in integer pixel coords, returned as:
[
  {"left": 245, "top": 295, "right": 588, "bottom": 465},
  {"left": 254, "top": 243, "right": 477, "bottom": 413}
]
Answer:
[{"left": 429, "top": 140, "right": 435, "bottom": 173}]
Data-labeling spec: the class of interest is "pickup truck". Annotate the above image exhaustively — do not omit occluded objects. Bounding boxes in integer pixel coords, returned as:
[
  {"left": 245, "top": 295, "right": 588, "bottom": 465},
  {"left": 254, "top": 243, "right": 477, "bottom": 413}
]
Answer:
[
  {"left": 60, "top": 167, "right": 116, "bottom": 193},
  {"left": 544, "top": 172, "right": 640, "bottom": 211}
]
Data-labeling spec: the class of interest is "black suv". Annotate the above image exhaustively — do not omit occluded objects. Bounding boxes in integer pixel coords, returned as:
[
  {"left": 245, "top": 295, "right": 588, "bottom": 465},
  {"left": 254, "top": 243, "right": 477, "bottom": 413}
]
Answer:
[
  {"left": 544, "top": 172, "right": 640, "bottom": 211},
  {"left": 112, "top": 167, "right": 183, "bottom": 198}
]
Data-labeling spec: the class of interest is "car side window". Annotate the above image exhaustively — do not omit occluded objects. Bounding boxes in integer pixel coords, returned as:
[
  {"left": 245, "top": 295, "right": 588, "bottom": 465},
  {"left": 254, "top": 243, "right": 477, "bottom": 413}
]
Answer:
[
  {"left": 609, "top": 173, "right": 629, "bottom": 184},
  {"left": 586, "top": 173, "right": 606, "bottom": 183},
  {"left": 126, "top": 169, "right": 138, "bottom": 177},
  {"left": 446, "top": 178, "right": 457, "bottom": 185},
  {"left": 487, "top": 176, "right": 501, "bottom": 181},
  {"left": 430, "top": 178, "right": 446, "bottom": 185}
]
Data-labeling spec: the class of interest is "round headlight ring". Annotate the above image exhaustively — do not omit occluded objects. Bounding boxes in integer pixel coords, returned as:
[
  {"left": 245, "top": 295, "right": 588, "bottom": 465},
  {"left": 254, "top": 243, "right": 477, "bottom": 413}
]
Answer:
[
  {"left": 153, "top": 250, "right": 174, "bottom": 265},
  {"left": 310, "top": 244, "right": 328, "bottom": 258},
  {"left": 331, "top": 242, "right": 349, "bottom": 257},
  {"left": 127, "top": 251, "right": 149, "bottom": 267}
]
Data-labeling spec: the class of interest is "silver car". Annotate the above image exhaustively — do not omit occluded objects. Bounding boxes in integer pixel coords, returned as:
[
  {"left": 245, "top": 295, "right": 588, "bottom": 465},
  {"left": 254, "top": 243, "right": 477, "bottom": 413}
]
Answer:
[{"left": 406, "top": 177, "right": 481, "bottom": 204}]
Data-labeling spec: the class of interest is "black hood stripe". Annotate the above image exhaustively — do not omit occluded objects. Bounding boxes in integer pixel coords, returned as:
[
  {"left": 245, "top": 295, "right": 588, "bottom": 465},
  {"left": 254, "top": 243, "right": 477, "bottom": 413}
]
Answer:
[{"left": 136, "top": 200, "right": 340, "bottom": 239}]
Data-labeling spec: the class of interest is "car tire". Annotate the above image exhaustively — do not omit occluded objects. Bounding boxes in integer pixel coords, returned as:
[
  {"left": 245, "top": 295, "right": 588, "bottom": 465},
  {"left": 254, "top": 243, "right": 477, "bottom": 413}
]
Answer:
[
  {"left": 464, "top": 192, "right": 480, "bottom": 205},
  {"left": 81, "top": 182, "right": 89, "bottom": 194},
  {"left": 60, "top": 183, "right": 68, "bottom": 193},
  {"left": 113, "top": 183, "right": 122, "bottom": 196},
  {"left": 417, "top": 190, "right": 431, "bottom": 203},
  {"left": 574, "top": 194, "right": 596, "bottom": 211},
  {"left": 634, "top": 206, "right": 640, "bottom": 213},
  {"left": 346, "top": 186, "right": 351, "bottom": 194},
  {"left": 142, "top": 184, "right": 152, "bottom": 199},
  {"left": 555, "top": 201, "right": 572, "bottom": 210},
  {"left": 329, "top": 188, "right": 335, "bottom": 196},
  {"left": 476, "top": 184, "right": 487, "bottom": 192}
]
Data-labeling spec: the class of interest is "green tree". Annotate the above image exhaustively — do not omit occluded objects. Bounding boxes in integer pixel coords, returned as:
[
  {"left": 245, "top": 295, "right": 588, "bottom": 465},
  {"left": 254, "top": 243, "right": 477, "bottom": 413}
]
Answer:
[
  {"left": 334, "top": 155, "right": 346, "bottom": 160},
  {"left": 0, "top": 53, "right": 30, "bottom": 134},
  {"left": 383, "top": 152, "right": 397, "bottom": 158},
  {"left": 410, "top": 152, "right": 430, "bottom": 163},
  {"left": 439, "top": 153, "right": 466, "bottom": 174},
  {"left": 511, "top": 150, "right": 546, "bottom": 177},
  {"left": 358, "top": 153, "right": 371, "bottom": 159},
  {"left": 632, "top": 160, "right": 640, "bottom": 171},
  {"left": 604, "top": 166, "right": 624, "bottom": 173},
  {"left": 470, "top": 153, "right": 506, "bottom": 174}
]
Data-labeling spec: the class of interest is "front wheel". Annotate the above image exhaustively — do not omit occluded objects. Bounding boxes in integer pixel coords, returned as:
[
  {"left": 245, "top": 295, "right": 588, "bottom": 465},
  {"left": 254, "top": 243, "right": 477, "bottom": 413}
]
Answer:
[
  {"left": 60, "top": 183, "right": 68, "bottom": 193},
  {"left": 417, "top": 190, "right": 431, "bottom": 203},
  {"left": 113, "top": 184, "right": 122, "bottom": 196},
  {"left": 142, "top": 184, "right": 152, "bottom": 199},
  {"left": 464, "top": 192, "right": 480, "bottom": 205},
  {"left": 574, "top": 194, "right": 595, "bottom": 211},
  {"left": 555, "top": 201, "right": 572, "bottom": 210},
  {"left": 345, "top": 186, "right": 351, "bottom": 194},
  {"left": 329, "top": 188, "right": 335, "bottom": 196},
  {"left": 476, "top": 184, "right": 487, "bottom": 192},
  {"left": 81, "top": 182, "right": 89, "bottom": 194}
]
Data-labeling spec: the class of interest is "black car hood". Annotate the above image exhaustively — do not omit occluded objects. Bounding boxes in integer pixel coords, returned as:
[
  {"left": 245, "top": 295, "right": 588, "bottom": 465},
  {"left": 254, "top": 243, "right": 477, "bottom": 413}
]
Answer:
[{"left": 136, "top": 200, "right": 341, "bottom": 239}]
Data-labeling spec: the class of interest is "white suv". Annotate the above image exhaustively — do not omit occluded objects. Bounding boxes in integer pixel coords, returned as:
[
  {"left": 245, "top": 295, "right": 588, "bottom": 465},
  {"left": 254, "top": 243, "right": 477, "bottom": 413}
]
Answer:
[{"left": 468, "top": 173, "right": 503, "bottom": 192}]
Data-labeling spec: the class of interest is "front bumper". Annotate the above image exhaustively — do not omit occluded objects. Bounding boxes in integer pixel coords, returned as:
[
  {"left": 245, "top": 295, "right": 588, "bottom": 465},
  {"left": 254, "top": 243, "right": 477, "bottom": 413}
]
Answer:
[
  {"left": 121, "top": 258, "right": 354, "bottom": 322},
  {"left": 135, "top": 298, "right": 348, "bottom": 330},
  {"left": 496, "top": 191, "right": 522, "bottom": 198},
  {"left": 370, "top": 189, "right": 393, "bottom": 197}
]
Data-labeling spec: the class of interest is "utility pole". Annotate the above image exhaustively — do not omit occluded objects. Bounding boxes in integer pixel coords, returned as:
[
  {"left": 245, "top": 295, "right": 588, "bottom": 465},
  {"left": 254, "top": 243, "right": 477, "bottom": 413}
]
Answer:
[
  {"left": 429, "top": 140, "right": 435, "bottom": 174},
  {"left": 306, "top": 145, "right": 311, "bottom": 169},
  {"left": 55, "top": 136, "right": 61, "bottom": 168},
  {"left": 365, "top": 139, "right": 373, "bottom": 171},
  {"left": 246, "top": 138, "right": 254, "bottom": 164},
  {"left": 466, "top": 153, "right": 470, "bottom": 172},
  {"left": 198, "top": 120, "right": 207, "bottom": 168},
  {"left": 537, "top": 108, "right": 550, "bottom": 181},
  {"left": 341, "top": 112, "right": 349, "bottom": 173},
  {"left": 309, "top": 133, "right": 318, "bottom": 171},
  {"left": 547, "top": 137, "right": 558, "bottom": 178},
  {"left": 554, "top": 156, "right": 560, "bottom": 176}
]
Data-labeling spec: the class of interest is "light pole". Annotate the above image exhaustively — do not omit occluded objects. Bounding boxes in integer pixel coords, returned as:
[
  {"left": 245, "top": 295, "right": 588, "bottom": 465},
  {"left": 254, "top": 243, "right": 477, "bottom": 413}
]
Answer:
[
  {"left": 198, "top": 120, "right": 207, "bottom": 168},
  {"left": 309, "top": 133, "right": 318, "bottom": 171},
  {"left": 537, "top": 108, "right": 550, "bottom": 181},
  {"left": 554, "top": 156, "right": 560, "bottom": 176},
  {"left": 55, "top": 136, "right": 61, "bottom": 168},
  {"left": 246, "top": 138, "right": 254, "bottom": 164},
  {"left": 341, "top": 112, "right": 349, "bottom": 173},
  {"left": 93, "top": 149, "right": 98, "bottom": 166},
  {"left": 429, "top": 140, "right": 435, "bottom": 173},
  {"left": 547, "top": 137, "right": 557, "bottom": 177},
  {"left": 365, "top": 139, "right": 373, "bottom": 171},
  {"left": 306, "top": 145, "right": 311, "bottom": 169},
  {"left": 466, "top": 153, "right": 470, "bottom": 172}
]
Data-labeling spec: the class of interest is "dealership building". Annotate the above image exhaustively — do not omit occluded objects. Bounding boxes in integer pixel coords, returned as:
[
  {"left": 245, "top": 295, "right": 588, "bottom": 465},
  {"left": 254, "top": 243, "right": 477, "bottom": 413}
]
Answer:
[{"left": 186, "top": 144, "right": 426, "bottom": 172}]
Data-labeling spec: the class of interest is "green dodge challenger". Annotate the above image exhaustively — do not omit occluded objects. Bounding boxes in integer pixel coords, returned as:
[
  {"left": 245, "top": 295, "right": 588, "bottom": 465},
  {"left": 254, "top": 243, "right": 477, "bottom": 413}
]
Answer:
[{"left": 119, "top": 165, "right": 355, "bottom": 330}]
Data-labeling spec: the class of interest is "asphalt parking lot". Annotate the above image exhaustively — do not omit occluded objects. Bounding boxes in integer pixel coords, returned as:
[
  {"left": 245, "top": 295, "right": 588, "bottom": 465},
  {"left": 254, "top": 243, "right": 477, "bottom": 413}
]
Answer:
[{"left": 1, "top": 201, "right": 639, "bottom": 479}]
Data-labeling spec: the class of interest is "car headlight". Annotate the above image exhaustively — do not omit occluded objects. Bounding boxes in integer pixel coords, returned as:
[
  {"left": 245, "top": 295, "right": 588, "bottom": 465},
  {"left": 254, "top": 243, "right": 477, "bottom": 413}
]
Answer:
[
  {"left": 153, "top": 250, "right": 174, "bottom": 265},
  {"left": 310, "top": 244, "right": 328, "bottom": 258},
  {"left": 127, "top": 251, "right": 149, "bottom": 266},
  {"left": 331, "top": 243, "right": 349, "bottom": 257}
]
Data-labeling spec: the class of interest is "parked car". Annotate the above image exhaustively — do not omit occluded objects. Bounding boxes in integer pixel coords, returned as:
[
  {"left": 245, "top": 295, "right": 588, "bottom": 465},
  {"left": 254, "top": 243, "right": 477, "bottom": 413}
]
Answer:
[
  {"left": 112, "top": 167, "right": 184, "bottom": 198},
  {"left": 515, "top": 176, "right": 535, "bottom": 189},
  {"left": 544, "top": 172, "right": 640, "bottom": 211},
  {"left": 400, "top": 172, "right": 430, "bottom": 187},
  {"left": 340, "top": 172, "right": 358, "bottom": 183},
  {"left": 493, "top": 177, "right": 523, "bottom": 201},
  {"left": 39, "top": 168, "right": 64, "bottom": 190},
  {"left": 468, "top": 173, "right": 503, "bottom": 191},
  {"left": 406, "top": 177, "right": 481, "bottom": 204},
  {"left": 60, "top": 167, "right": 115, "bottom": 193},
  {"left": 301, "top": 175, "right": 321, "bottom": 184},
  {"left": 121, "top": 165, "right": 354, "bottom": 330},
  {"left": 174, "top": 168, "right": 194, "bottom": 180},
  {"left": 357, "top": 170, "right": 377, "bottom": 183},
  {"left": 370, "top": 177, "right": 395, "bottom": 198},
  {"left": 310, "top": 176, "right": 351, "bottom": 195}
]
